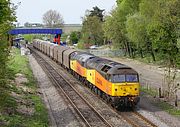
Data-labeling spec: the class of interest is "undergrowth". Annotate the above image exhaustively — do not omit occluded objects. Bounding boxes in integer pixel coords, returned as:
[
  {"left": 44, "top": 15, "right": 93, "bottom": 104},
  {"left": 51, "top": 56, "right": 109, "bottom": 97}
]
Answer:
[
  {"left": 0, "top": 48, "right": 48, "bottom": 127},
  {"left": 140, "top": 85, "right": 180, "bottom": 117}
]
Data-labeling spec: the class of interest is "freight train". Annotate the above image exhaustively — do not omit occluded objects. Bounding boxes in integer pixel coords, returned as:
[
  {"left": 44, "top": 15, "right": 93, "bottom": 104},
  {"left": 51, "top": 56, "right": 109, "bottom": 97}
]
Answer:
[{"left": 32, "top": 39, "right": 140, "bottom": 108}]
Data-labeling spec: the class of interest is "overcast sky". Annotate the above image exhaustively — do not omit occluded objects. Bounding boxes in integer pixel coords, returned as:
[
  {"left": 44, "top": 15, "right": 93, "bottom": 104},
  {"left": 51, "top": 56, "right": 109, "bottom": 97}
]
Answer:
[{"left": 11, "top": 0, "right": 116, "bottom": 26}]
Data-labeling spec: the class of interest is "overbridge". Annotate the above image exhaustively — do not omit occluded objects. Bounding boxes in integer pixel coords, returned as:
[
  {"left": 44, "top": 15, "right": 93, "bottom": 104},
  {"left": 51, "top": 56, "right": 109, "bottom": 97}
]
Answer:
[{"left": 9, "top": 28, "right": 63, "bottom": 45}]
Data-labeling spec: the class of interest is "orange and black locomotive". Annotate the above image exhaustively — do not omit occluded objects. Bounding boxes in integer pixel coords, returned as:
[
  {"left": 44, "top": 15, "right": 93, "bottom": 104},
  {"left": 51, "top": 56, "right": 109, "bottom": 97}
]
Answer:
[{"left": 33, "top": 39, "right": 140, "bottom": 108}]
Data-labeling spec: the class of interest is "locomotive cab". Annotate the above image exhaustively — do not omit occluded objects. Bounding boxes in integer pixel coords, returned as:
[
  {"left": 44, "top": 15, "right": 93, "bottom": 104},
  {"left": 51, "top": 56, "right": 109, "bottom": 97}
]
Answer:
[{"left": 98, "top": 62, "right": 140, "bottom": 107}]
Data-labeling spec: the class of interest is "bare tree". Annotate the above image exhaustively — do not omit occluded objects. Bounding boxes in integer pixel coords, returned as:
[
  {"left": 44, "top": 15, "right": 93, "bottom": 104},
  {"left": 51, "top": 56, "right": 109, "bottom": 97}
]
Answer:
[
  {"left": 163, "top": 66, "right": 180, "bottom": 100},
  {"left": 24, "top": 22, "right": 30, "bottom": 27},
  {"left": 43, "top": 9, "right": 64, "bottom": 28}
]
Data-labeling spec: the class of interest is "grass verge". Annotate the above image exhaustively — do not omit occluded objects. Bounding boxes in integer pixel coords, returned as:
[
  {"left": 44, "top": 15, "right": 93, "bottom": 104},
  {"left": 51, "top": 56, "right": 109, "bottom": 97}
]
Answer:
[
  {"left": 140, "top": 85, "right": 180, "bottom": 117},
  {"left": 0, "top": 48, "right": 48, "bottom": 127}
]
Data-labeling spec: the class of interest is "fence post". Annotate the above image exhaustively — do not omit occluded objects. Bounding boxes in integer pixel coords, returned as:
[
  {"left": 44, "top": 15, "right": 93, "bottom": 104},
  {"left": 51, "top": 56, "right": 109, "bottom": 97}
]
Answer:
[
  {"left": 146, "top": 83, "right": 149, "bottom": 90},
  {"left": 159, "top": 88, "right": 162, "bottom": 98},
  {"left": 175, "top": 94, "right": 178, "bottom": 107}
]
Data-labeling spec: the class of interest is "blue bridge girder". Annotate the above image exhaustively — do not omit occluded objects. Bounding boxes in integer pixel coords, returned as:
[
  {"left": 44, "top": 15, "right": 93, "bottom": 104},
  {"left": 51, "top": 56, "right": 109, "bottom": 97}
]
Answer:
[{"left": 9, "top": 28, "right": 62, "bottom": 35}]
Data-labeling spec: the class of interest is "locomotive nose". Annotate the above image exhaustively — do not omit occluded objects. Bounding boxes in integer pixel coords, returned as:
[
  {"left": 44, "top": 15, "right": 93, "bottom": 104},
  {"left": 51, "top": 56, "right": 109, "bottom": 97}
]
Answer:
[{"left": 123, "top": 92, "right": 130, "bottom": 96}]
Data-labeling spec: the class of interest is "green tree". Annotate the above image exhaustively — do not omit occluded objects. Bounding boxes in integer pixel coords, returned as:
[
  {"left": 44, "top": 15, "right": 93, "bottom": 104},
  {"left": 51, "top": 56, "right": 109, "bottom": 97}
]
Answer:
[
  {"left": 103, "top": 0, "right": 141, "bottom": 57},
  {"left": 125, "top": 0, "right": 180, "bottom": 98},
  {"left": 0, "top": 0, "right": 16, "bottom": 110},
  {"left": 80, "top": 7, "right": 104, "bottom": 47},
  {"left": 105, "top": 0, "right": 179, "bottom": 64},
  {"left": 103, "top": 9, "right": 125, "bottom": 48},
  {"left": 138, "top": 0, "right": 160, "bottom": 61},
  {"left": 104, "top": 0, "right": 180, "bottom": 99},
  {"left": 140, "top": 0, "right": 180, "bottom": 62},
  {"left": 151, "top": 0, "right": 180, "bottom": 98},
  {"left": 126, "top": 13, "right": 147, "bottom": 58},
  {"left": 89, "top": 6, "right": 105, "bottom": 21},
  {"left": 69, "top": 31, "right": 81, "bottom": 45},
  {"left": 82, "top": 16, "right": 104, "bottom": 45}
]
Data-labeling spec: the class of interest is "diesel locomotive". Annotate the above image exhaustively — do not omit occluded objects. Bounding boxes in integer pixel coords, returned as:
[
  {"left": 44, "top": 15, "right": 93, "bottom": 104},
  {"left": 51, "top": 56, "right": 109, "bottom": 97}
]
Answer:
[{"left": 32, "top": 39, "right": 140, "bottom": 108}]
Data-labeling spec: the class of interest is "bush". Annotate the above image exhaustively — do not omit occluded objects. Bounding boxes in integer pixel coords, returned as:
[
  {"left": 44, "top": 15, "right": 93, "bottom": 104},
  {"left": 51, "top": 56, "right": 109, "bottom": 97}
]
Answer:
[{"left": 77, "top": 40, "right": 85, "bottom": 49}]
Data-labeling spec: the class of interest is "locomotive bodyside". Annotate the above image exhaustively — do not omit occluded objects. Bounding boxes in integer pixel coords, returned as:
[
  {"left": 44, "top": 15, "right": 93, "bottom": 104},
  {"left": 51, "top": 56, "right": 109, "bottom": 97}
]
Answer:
[
  {"left": 70, "top": 52, "right": 94, "bottom": 78},
  {"left": 71, "top": 52, "right": 140, "bottom": 107},
  {"left": 86, "top": 58, "right": 140, "bottom": 107}
]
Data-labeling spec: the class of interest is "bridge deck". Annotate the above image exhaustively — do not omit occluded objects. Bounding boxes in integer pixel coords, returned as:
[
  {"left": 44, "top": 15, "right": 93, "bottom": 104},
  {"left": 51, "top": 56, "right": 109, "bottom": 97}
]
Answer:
[{"left": 9, "top": 28, "right": 62, "bottom": 35}]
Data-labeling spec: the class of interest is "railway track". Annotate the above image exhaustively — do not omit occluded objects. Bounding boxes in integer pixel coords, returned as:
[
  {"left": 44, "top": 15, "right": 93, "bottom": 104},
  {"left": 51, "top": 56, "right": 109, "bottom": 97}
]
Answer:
[
  {"left": 119, "top": 111, "right": 157, "bottom": 127},
  {"left": 29, "top": 46, "right": 158, "bottom": 127},
  {"left": 30, "top": 47, "right": 112, "bottom": 127}
]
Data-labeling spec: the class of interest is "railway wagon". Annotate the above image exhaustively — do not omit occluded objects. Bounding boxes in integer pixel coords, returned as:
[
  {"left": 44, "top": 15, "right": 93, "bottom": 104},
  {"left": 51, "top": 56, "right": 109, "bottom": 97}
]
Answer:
[
  {"left": 36, "top": 39, "right": 40, "bottom": 50},
  {"left": 39, "top": 40, "right": 45, "bottom": 52},
  {"left": 62, "top": 49, "right": 77, "bottom": 69},
  {"left": 57, "top": 46, "right": 69, "bottom": 65},
  {"left": 53, "top": 46, "right": 60, "bottom": 62},
  {"left": 41, "top": 41, "right": 46, "bottom": 52},
  {"left": 46, "top": 42, "right": 51, "bottom": 56},
  {"left": 33, "top": 39, "right": 39, "bottom": 49},
  {"left": 39, "top": 40, "right": 43, "bottom": 52},
  {"left": 41, "top": 41, "right": 46, "bottom": 53},
  {"left": 32, "top": 40, "right": 36, "bottom": 48},
  {"left": 50, "top": 43, "right": 57, "bottom": 59},
  {"left": 37, "top": 40, "right": 40, "bottom": 50},
  {"left": 33, "top": 39, "right": 41, "bottom": 51}
]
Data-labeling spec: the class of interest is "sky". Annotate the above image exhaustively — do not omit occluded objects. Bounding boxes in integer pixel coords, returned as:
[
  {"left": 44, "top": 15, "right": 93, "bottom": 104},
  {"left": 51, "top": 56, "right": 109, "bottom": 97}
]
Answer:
[{"left": 11, "top": 0, "right": 117, "bottom": 26}]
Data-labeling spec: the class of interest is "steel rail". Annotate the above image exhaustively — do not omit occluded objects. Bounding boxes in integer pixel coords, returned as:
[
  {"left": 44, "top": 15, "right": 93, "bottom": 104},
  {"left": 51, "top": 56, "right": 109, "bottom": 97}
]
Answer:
[
  {"left": 133, "top": 111, "right": 157, "bottom": 127},
  {"left": 34, "top": 52, "right": 91, "bottom": 127},
  {"left": 117, "top": 110, "right": 157, "bottom": 127},
  {"left": 36, "top": 57, "right": 91, "bottom": 127}
]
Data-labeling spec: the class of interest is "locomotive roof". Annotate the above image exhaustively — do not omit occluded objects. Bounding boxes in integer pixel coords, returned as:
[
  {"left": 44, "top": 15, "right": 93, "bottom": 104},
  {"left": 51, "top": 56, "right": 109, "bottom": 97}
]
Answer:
[
  {"left": 86, "top": 56, "right": 137, "bottom": 75},
  {"left": 86, "top": 57, "right": 110, "bottom": 68},
  {"left": 76, "top": 53, "right": 95, "bottom": 62},
  {"left": 107, "top": 65, "right": 137, "bottom": 75}
]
